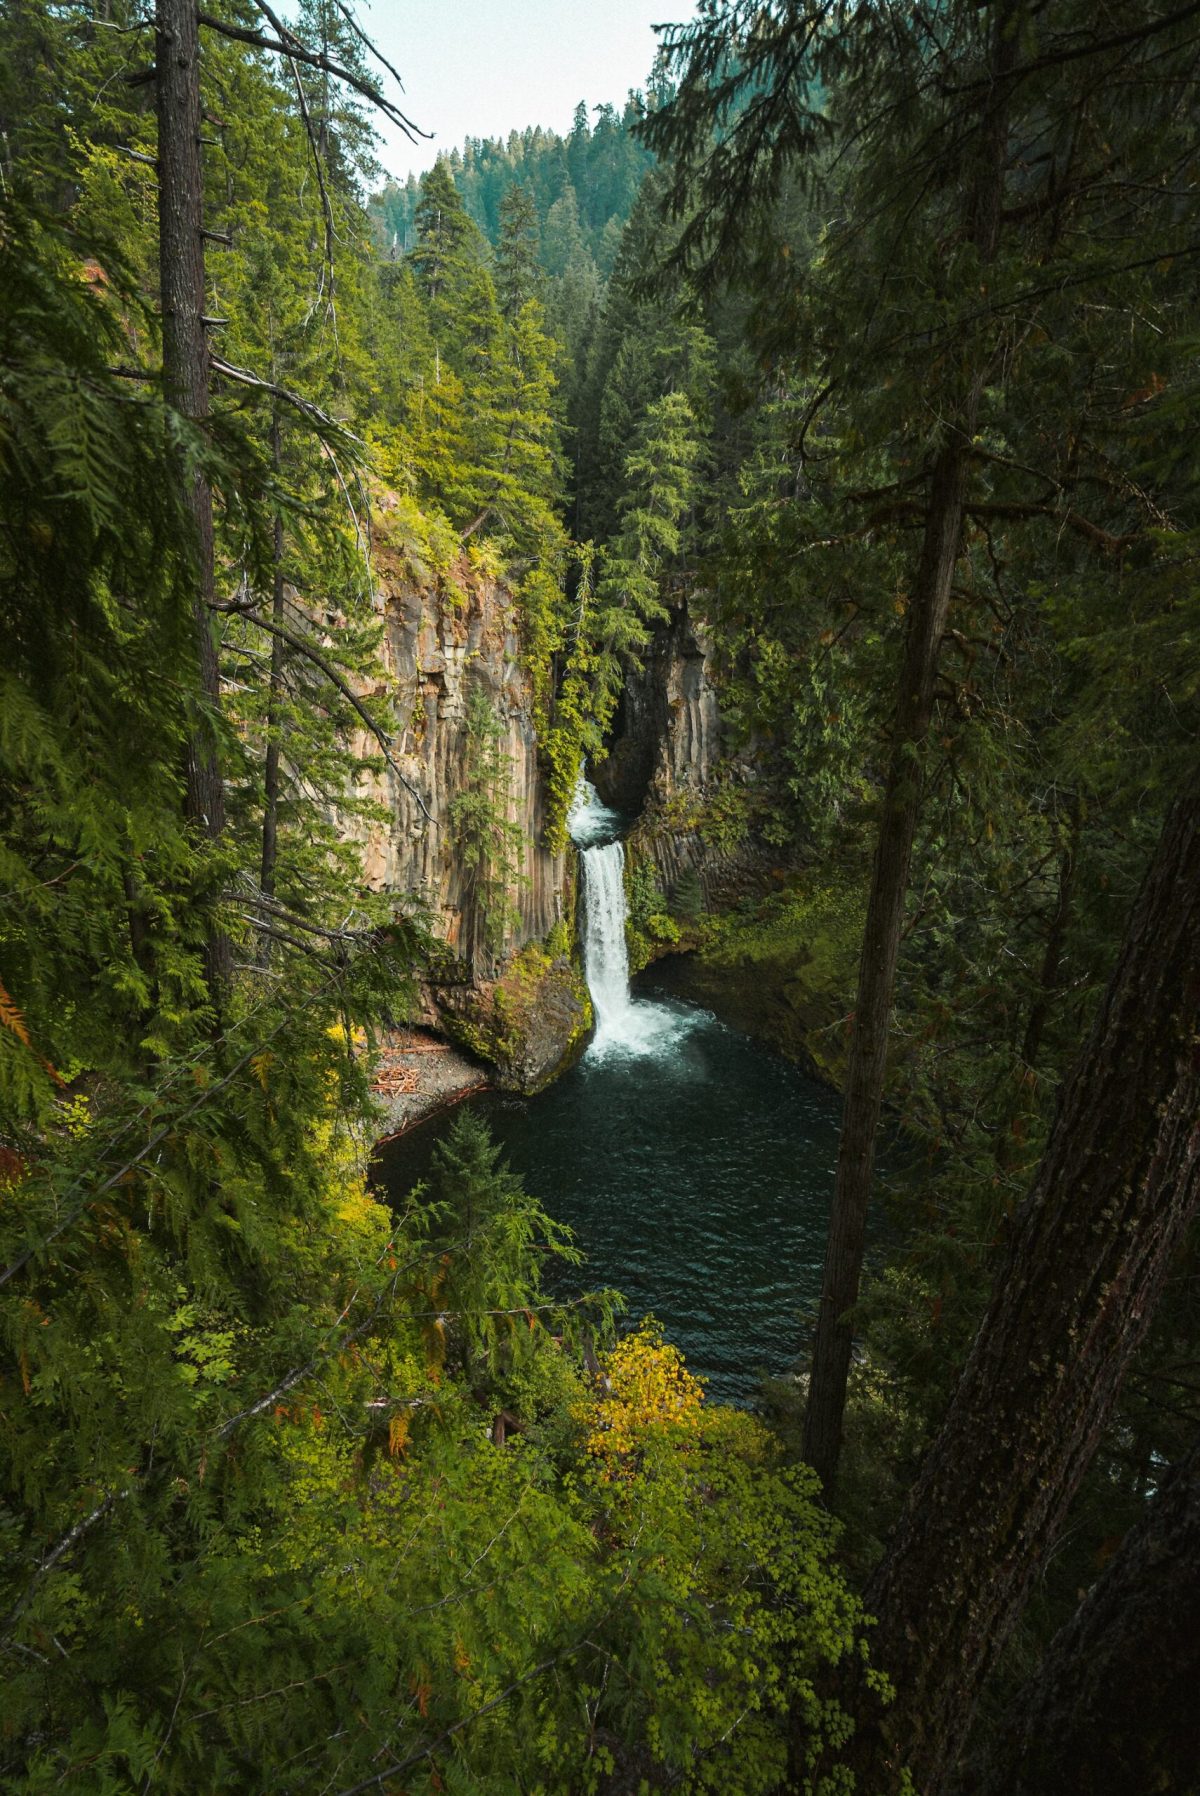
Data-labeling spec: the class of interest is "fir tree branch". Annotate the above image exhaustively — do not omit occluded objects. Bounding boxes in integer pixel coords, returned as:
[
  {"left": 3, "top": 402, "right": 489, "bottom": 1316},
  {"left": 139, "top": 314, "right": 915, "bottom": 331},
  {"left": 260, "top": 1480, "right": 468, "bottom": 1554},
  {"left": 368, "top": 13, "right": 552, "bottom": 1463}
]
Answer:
[
  {"left": 864, "top": 496, "right": 1136, "bottom": 555},
  {"left": 332, "top": 1538, "right": 650, "bottom": 1795},
  {"left": 239, "top": 886, "right": 379, "bottom": 943},
  {"left": 939, "top": 0, "right": 1200, "bottom": 94},
  {"left": 0, "top": 1007, "right": 302, "bottom": 1290}
]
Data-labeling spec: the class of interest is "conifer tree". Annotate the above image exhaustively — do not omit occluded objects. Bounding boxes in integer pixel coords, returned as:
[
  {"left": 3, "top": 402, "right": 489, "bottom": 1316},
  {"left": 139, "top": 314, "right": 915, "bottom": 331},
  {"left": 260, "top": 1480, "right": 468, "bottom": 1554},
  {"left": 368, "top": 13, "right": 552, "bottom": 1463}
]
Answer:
[
  {"left": 647, "top": 0, "right": 1200, "bottom": 1496},
  {"left": 495, "top": 182, "right": 540, "bottom": 319}
]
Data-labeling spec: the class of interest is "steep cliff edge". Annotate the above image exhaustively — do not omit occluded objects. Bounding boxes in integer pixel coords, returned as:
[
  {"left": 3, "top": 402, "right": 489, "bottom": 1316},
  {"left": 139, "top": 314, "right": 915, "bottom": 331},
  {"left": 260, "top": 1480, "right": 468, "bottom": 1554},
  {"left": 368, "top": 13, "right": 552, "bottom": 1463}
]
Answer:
[
  {"left": 343, "top": 528, "right": 853, "bottom": 1106},
  {"left": 348, "top": 497, "right": 589, "bottom": 1104},
  {"left": 594, "top": 595, "right": 858, "bottom": 1087}
]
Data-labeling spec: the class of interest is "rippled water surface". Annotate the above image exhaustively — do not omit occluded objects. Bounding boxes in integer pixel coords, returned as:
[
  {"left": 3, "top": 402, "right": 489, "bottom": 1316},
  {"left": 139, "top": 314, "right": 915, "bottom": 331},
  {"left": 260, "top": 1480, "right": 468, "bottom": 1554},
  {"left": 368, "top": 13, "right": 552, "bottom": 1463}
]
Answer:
[{"left": 374, "top": 984, "right": 842, "bottom": 1402}]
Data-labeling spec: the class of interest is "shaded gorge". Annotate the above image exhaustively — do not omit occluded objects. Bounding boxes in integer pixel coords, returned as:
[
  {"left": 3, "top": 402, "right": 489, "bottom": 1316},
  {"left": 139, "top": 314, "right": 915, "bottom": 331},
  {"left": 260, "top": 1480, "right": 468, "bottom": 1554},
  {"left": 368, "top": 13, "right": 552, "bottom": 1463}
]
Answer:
[
  {"left": 374, "top": 778, "right": 840, "bottom": 1404},
  {"left": 375, "top": 999, "right": 841, "bottom": 1403}
]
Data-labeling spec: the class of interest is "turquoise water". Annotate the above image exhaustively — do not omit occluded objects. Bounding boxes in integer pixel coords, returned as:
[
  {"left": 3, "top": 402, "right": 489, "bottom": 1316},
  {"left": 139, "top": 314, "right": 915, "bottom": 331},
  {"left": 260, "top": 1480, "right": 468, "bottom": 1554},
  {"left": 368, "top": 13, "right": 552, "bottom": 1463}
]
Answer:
[{"left": 373, "top": 980, "right": 842, "bottom": 1403}]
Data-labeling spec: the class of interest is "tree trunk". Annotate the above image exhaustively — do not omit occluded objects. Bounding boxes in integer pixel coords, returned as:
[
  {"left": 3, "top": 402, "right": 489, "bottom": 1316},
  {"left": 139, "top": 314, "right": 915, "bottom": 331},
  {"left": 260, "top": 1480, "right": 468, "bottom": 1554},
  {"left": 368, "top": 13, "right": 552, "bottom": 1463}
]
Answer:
[
  {"left": 801, "top": 432, "right": 976, "bottom": 1491},
  {"left": 156, "top": 0, "right": 231, "bottom": 994},
  {"left": 834, "top": 793, "right": 1200, "bottom": 1795},
  {"left": 802, "top": 1, "right": 1018, "bottom": 1494},
  {"left": 259, "top": 413, "right": 286, "bottom": 943},
  {"left": 959, "top": 1429, "right": 1200, "bottom": 1796}
]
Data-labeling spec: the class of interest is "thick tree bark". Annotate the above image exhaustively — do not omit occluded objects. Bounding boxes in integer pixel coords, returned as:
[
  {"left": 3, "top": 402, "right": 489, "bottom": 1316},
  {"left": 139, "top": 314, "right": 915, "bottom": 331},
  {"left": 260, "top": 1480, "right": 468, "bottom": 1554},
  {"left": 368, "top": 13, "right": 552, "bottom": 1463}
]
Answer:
[
  {"left": 831, "top": 794, "right": 1200, "bottom": 1794},
  {"left": 156, "top": 0, "right": 231, "bottom": 992},
  {"left": 802, "top": 2, "right": 1017, "bottom": 1494},
  {"left": 959, "top": 1430, "right": 1200, "bottom": 1796}
]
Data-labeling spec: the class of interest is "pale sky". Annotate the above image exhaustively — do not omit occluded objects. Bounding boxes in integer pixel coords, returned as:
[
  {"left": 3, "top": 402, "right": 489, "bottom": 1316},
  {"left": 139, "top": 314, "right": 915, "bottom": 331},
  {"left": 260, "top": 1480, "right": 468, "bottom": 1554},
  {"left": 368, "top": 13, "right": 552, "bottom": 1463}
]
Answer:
[{"left": 356, "top": 0, "right": 698, "bottom": 183}]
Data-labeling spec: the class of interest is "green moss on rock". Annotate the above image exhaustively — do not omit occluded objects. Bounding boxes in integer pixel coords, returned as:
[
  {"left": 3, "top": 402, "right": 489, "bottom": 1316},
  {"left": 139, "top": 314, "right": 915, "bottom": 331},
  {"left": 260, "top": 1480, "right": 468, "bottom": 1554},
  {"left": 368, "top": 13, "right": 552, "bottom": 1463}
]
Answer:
[
  {"left": 659, "top": 878, "right": 864, "bottom": 1088},
  {"left": 438, "top": 937, "right": 592, "bottom": 1094}
]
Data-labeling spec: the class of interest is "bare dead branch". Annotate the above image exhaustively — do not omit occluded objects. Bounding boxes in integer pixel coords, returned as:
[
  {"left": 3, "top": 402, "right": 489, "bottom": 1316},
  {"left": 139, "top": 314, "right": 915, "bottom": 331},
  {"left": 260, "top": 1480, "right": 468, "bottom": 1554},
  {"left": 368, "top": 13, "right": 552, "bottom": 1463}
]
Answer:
[
  {"left": 209, "top": 354, "right": 358, "bottom": 441},
  {"left": 234, "top": 609, "right": 433, "bottom": 822},
  {"left": 196, "top": 8, "right": 427, "bottom": 142}
]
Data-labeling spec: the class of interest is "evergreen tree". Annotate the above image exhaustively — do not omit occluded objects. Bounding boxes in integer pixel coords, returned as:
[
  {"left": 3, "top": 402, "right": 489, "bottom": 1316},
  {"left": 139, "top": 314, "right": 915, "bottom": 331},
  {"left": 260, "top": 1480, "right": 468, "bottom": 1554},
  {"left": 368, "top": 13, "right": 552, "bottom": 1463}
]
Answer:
[
  {"left": 843, "top": 793, "right": 1200, "bottom": 1794},
  {"left": 495, "top": 181, "right": 540, "bottom": 318}
]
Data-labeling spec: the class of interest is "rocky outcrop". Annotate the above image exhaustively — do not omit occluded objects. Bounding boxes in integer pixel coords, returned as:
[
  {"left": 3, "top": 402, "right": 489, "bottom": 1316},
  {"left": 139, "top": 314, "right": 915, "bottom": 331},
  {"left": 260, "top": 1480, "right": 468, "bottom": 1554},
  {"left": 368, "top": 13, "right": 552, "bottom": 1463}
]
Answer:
[
  {"left": 438, "top": 943, "right": 592, "bottom": 1095},
  {"left": 595, "top": 596, "right": 768, "bottom": 912},
  {"left": 344, "top": 496, "right": 580, "bottom": 1092}
]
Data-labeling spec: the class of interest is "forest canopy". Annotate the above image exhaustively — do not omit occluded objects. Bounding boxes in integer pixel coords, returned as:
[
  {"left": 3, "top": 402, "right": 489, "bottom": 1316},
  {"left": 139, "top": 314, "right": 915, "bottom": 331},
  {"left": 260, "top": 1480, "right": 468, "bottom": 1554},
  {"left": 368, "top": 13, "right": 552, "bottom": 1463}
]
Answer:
[{"left": 2, "top": 1, "right": 1199, "bottom": 1793}]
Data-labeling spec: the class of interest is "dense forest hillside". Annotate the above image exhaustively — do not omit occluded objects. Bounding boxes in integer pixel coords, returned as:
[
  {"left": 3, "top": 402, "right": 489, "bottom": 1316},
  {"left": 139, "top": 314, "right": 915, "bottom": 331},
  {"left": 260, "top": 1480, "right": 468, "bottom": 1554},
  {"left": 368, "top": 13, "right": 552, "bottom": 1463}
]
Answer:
[{"left": 2, "top": 2, "right": 1199, "bottom": 1794}]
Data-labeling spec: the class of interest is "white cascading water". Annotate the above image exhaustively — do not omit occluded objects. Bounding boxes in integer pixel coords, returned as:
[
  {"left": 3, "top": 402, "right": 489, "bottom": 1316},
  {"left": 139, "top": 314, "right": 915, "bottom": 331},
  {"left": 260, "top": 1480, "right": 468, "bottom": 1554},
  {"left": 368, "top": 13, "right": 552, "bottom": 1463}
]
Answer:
[{"left": 567, "top": 775, "right": 696, "bottom": 1059}]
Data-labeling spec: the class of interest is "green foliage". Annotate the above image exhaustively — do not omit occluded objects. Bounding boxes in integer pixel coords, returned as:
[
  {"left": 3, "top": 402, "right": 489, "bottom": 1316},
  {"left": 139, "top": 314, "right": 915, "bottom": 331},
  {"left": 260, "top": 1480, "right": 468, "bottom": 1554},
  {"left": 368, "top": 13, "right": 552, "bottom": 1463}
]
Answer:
[
  {"left": 625, "top": 858, "right": 682, "bottom": 973},
  {"left": 495, "top": 182, "right": 541, "bottom": 318},
  {"left": 19, "top": 0, "right": 1200, "bottom": 1782},
  {"left": 0, "top": 200, "right": 215, "bottom": 1088},
  {"left": 671, "top": 866, "right": 706, "bottom": 923},
  {"left": 449, "top": 685, "right": 527, "bottom": 966},
  {"left": 559, "top": 1320, "right": 873, "bottom": 1795}
]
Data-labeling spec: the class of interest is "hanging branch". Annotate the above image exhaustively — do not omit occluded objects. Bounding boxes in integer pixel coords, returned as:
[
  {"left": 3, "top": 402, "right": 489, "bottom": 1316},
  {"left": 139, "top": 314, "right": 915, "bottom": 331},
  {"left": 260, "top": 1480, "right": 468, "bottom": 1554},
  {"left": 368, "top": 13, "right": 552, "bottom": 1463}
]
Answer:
[
  {"left": 326, "top": 0, "right": 411, "bottom": 96},
  {"left": 196, "top": 8, "right": 428, "bottom": 142},
  {"left": 274, "top": 35, "right": 338, "bottom": 317},
  {"left": 225, "top": 604, "right": 433, "bottom": 821}
]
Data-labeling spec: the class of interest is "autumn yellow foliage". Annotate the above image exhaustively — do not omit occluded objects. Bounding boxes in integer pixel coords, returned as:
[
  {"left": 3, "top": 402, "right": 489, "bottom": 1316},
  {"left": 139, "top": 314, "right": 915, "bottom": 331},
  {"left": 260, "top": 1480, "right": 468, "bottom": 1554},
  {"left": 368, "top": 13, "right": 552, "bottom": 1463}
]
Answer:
[{"left": 584, "top": 1318, "right": 704, "bottom": 1479}]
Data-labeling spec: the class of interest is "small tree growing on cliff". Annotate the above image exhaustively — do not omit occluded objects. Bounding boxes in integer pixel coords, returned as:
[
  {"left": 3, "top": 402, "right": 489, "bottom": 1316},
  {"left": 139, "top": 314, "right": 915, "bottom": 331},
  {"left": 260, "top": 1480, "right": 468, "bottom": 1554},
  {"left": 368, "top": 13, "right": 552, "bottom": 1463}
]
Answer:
[{"left": 450, "top": 684, "right": 526, "bottom": 968}]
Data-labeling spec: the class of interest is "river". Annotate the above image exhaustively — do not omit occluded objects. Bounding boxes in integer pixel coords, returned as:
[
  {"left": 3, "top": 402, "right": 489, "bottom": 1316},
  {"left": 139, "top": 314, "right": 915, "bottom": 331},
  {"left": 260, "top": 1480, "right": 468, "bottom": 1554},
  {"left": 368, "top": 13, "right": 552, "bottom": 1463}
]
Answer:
[{"left": 373, "top": 780, "right": 843, "bottom": 1403}]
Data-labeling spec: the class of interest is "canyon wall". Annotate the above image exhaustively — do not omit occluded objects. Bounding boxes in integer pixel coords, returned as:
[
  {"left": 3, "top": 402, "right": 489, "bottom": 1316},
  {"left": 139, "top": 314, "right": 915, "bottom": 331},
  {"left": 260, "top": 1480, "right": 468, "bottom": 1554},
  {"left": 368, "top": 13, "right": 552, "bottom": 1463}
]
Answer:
[
  {"left": 594, "top": 598, "right": 768, "bottom": 909},
  {"left": 347, "top": 500, "right": 589, "bottom": 1096}
]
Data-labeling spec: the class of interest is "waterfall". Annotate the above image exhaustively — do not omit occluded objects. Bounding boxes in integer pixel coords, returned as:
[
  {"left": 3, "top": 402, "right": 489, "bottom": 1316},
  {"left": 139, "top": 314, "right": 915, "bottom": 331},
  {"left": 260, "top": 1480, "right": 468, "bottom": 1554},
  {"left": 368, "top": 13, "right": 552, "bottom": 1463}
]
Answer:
[
  {"left": 580, "top": 838, "right": 635, "bottom": 1045},
  {"left": 568, "top": 776, "right": 696, "bottom": 1060}
]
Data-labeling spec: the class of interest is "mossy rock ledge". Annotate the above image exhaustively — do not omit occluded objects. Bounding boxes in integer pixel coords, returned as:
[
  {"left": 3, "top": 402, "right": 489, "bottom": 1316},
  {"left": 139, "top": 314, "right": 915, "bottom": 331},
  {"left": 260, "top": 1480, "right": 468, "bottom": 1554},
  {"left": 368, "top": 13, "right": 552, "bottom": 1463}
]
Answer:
[
  {"left": 435, "top": 945, "right": 593, "bottom": 1095},
  {"left": 651, "top": 879, "right": 863, "bottom": 1090}
]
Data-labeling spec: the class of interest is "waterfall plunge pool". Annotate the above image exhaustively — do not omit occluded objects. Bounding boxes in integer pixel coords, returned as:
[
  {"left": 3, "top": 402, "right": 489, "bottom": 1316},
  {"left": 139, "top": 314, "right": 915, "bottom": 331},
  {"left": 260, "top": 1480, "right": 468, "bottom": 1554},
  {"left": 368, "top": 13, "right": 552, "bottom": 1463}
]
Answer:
[
  {"left": 373, "top": 780, "right": 842, "bottom": 1403},
  {"left": 374, "top": 1002, "right": 840, "bottom": 1402}
]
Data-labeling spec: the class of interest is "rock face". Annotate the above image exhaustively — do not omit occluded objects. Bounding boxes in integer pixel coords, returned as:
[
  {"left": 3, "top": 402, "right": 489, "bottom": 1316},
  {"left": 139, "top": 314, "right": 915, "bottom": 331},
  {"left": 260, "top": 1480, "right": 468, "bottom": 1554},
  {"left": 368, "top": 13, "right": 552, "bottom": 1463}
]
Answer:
[
  {"left": 344, "top": 499, "right": 583, "bottom": 1094},
  {"left": 354, "top": 509, "right": 569, "bottom": 974},
  {"left": 595, "top": 597, "right": 768, "bottom": 911},
  {"left": 594, "top": 600, "right": 720, "bottom": 818},
  {"left": 593, "top": 593, "right": 855, "bottom": 1089}
]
